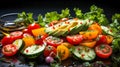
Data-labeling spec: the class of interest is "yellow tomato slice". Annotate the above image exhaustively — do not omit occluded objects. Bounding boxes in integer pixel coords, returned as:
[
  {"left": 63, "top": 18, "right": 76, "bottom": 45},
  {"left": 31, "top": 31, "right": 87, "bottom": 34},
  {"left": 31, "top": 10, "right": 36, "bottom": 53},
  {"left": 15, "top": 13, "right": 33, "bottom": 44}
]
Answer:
[
  {"left": 79, "top": 30, "right": 99, "bottom": 40},
  {"left": 88, "top": 23, "right": 102, "bottom": 35},
  {"left": 57, "top": 45, "right": 70, "bottom": 60},
  {"left": 79, "top": 40, "right": 96, "bottom": 48},
  {"left": 32, "top": 27, "right": 47, "bottom": 37}
]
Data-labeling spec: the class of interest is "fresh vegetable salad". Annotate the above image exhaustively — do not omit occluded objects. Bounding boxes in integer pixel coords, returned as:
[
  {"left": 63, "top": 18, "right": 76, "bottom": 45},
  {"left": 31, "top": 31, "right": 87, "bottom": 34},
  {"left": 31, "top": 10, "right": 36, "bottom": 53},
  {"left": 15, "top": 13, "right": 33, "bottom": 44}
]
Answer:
[{"left": 0, "top": 5, "right": 120, "bottom": 67}]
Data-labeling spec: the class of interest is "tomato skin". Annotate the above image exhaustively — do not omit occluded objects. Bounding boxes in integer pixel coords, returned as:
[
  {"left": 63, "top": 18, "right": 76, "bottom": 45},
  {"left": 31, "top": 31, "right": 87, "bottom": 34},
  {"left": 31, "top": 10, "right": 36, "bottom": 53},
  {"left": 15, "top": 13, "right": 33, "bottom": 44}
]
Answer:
[
  {"left": 22, "top": 29, "right": 30, "bottom": 34},
  {"left": 45, "top": 36, "right": 63, "bottom": 47},
  {"left": 2, "top": 44, "right": 18, "bottom": 56},
  {"left": 95, "top": 44, "right": 112, "bottom": 59},
  {"left": 44, "top": 45, "right": 57, "bottom": 58},
  {"left": 10, "top": 31, "right": 23, "bottom": 41},
  {"left": 96, "top": 35, "right": 107, "bottom": 45},
  {"left": 1, "top": 36, "right": 14, "bottom": 46},
  {"left": 66, "top": 34, "right": 83, "bottom": 45},
  {"left": 35, "top": 38, "right": 43, "bottom": 45},
  {"left": 41, "top": 34, "right": 48, "bottom": 40},
  {"left": 27, "top": 23, "right": 40, "bottom": 34},
  {"left": 35, "top": 34, "right": 48, "bottom": 45}
]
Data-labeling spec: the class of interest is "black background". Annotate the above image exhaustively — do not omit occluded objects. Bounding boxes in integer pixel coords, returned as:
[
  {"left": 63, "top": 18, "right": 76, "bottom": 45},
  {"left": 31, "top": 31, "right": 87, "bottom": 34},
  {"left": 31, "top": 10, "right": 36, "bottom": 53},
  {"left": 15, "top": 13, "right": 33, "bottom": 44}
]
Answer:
[{"left": 0, "top": 0, "right": 120, "bottom": 21}]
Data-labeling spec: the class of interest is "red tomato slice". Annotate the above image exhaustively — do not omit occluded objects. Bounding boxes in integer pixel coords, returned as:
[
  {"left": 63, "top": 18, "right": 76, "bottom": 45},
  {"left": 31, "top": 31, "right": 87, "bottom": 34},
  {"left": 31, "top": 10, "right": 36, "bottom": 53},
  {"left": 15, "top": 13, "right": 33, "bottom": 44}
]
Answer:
[
  {"left": 96, "top": 35, "right": 107, "bottom": 45},
  {"left": 1, "top": 35, "right": 14, "bottom": 46},
  {"left": 10, "top": 31, "right": 23, "bottom": 41},
  {"left": 44, "top": 45, "right": 57, "bottom": 58},
  {"left": 2, "top": 44, "right": 18, "bottom": 56},
  {"left": 35, "top": 38, "right": 44, "bottom": 45},
  {"left": 95, "top": 44, "right": 112, "bottom": 59},
  {"left": 66, "top": 34, "right": 83, "bottom": 45},
  {"left": 45, "top": 36, "right": 63, "bottom": 47},
  {"left": 27, "top": 23, "right": 40, "bottom": 34}
]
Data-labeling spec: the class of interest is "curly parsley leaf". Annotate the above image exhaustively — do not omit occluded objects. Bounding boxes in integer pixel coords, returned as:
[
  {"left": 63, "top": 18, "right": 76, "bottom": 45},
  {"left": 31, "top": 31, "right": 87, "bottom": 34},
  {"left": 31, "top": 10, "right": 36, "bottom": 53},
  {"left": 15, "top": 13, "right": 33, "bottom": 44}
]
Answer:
[
  {"left": 74, "top": 8, "right": 83, "bottom": 19},
  {"left": 45, "top": 11, "right": 60, "bottom": 23},
  {"left": 84, "top": 5, "right": 109, "bottom": 25},
  {"left": 60, "top": 8, "right": 70, "bottom": 19}
]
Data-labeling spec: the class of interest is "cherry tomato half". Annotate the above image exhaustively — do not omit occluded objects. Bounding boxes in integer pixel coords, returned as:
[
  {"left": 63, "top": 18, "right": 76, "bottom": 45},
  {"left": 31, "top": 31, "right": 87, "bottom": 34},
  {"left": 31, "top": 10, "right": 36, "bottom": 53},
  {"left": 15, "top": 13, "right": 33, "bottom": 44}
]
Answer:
[
  {"left": 27, "top": 23, "right": 40, "bottom": 34},
  {"left": 66, "top": 34, "right": 83, "bottom": 45},
  {"left": 45, "top": 36, "right": 63, "bottom": 47},
  {"left": 44, "top": 45, "right": 57, "bottom": 58},
  {"left": 95, "top": 44, "right": 112, "bottom": 59},
  {"left": 96, "top": 35, "right": 107, "bottom": 45},
  {"left": 10, "top": 31, "right": 23, "bottom": 41},
  {"left": 1, "top": 35, "right": 14, "bottom": 46},
  {"left": 2, "top": 44, "right": 18, "bottom": 56}
]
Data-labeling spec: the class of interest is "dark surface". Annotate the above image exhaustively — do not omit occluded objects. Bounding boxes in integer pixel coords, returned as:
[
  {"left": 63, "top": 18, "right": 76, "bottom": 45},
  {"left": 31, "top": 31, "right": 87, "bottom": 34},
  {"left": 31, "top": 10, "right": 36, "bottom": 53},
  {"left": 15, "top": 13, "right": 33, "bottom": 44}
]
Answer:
[{"left": 0, "top": 0, "right": 120, "bottom": 67}]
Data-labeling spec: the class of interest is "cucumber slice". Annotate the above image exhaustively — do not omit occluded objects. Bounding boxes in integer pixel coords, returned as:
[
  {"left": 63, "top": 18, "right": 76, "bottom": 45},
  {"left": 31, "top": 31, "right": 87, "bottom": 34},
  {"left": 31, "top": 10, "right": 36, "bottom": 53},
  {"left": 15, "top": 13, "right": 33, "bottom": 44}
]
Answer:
[
  {"left": 71, "top": 45, "right": 96, "bottom": 61},
  {"left": 22, "top": 44, "right": 46, "bottom": 59},
  {"left": 13, "top": 39, "right": 24, "bottom": 51}
]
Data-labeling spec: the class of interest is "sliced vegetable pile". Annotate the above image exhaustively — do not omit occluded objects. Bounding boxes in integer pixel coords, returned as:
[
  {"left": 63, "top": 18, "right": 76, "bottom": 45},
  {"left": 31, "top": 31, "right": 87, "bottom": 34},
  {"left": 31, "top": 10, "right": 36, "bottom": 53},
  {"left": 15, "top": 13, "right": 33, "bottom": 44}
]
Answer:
[{"left": 0, "top": 5, "right": 120, "bottom": 67}]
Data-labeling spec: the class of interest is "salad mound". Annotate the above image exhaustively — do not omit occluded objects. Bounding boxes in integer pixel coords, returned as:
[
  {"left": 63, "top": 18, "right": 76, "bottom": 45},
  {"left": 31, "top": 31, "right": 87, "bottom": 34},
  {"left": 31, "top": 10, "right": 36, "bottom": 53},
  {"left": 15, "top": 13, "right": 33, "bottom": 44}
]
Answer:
[{"left": 0, "top": 5, "right": 120, "bottom": 67}]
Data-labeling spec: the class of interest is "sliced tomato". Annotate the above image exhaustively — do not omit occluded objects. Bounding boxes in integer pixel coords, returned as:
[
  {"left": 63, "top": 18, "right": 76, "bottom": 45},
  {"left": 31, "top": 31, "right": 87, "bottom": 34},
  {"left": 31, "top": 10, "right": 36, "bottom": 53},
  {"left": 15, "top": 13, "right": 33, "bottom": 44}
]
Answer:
[
  {"left": 2, "top": 44, "right": 18, "bottom": 56},
  {"left": 79, "top": 30, "right": 99, "bottom": 40},
  {"left": 35, "top": 38, "right": 43, "bottom": 45},
  {"left": 44, "top": 45, "right": 57, "bottom": 58},
  {"left": 79, "top": 40, "right": 96, "bottom": 48},
  {"left": 88, "top": 22, "right": 102, "bottom": 35},
  {"left": 66, "top": 34, "right": 83, "bottom": 45},
  {"left": 95, "top": 44, "right": 112, "bottom": 59},
  {"left": 27, "top": 23, "right": 41, "bottom": 34},
  {"left": 45, "top": 36, "right": 63, "bottom": 47},
  {"left": 1, "top": 35, "right": 14, "bottom": 46},
  {"left": 96, "top": 35, "right": 107, "bottom": 45},
  {"left": 106, "top": 35, "right": 113, "bottom": 44},
  {"left": 10, "top": 31, "right": 23, "bottom": 41}
]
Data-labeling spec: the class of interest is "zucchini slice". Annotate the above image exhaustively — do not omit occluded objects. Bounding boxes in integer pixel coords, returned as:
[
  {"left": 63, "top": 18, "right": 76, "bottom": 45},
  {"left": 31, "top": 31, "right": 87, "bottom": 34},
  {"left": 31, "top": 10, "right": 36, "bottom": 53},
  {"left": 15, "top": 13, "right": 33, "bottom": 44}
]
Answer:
[
  {"left": 22, "top": 44, "right": 46, "bottom": 59},
  {"left": 71, "top": 45, "right": 96, "bottom": 61},
  {"left": 13, "top": 39, "right": 24, "bottom": 51}
]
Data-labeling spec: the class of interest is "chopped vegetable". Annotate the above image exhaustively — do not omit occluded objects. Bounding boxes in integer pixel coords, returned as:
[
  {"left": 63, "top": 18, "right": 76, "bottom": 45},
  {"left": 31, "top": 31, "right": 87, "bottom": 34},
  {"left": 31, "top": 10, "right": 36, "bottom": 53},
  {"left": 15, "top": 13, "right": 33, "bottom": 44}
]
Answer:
[
  {"left": 79, "top": 40, "right": 96, "bottom": 48},
  {"left": 79, "top": 30, "right": 99, "bottom": 40},
  {"left": 71, "top": 45, "right": 96, "bottom": 61},
  {"left": 14, "top": 12, "right": 34, "bottom": 26},
  {"left": 57, "top": 45, "right": 70, "bottom": 60},
  {"left": 66, "top": 34, "right": 83, "bottom": 45},
  {"left": 88, "top": 23, "right": 102, "bottom": 34},
  {"left": 2, "top": 44, "right": 18, "bottom": 56},
  {"left": 22, "top": 36, "right": 35, "bottom": 48},
  {"left": 95, "top": 44, "right": 112, "bottom": 59},
  {"left": 32, "top": 28, "right": 47, "bottom": 37}
]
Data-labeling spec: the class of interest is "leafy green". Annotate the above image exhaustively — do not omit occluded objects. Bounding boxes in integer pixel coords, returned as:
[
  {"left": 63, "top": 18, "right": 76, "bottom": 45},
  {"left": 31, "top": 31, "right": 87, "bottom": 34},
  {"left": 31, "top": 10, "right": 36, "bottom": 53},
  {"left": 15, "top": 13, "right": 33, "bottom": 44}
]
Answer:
[
  {"left": 110, "top": 14, "right": 120, "bottom": 33},
  {"left": 112, "top": 13, "right": 120, "bottom": 22},
  {"left": 45, "top": 11, "right": 60, "bottom": 23},
  {"left": 74, "top": 5, "right": 109, "bottom": 25},
  {"left": 14, "top": 12, "right": 34, "bottom": 26},
  {"left": 37, "top": 14, "right": 46, "bottom": 27},
  {"left": 112, "top": 38, "right": 120, "bottom": 52},
  {"left": 84, "top": 5, "right": 109, "bottom": 25},
  {"left": 73, "top": 8, "right": 83, "bottom": 19},
  {"left": 60, "top": 8, "right": 70, "bottom": 19},
  {"left": 44, "top": 8, "right": 70, "bottom": 23}
]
